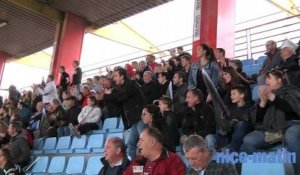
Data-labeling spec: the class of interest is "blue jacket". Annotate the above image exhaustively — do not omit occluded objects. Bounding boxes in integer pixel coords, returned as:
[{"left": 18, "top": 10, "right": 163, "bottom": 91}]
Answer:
[{"left": 188, "top": 60, "right": 220, "bottom": 89}]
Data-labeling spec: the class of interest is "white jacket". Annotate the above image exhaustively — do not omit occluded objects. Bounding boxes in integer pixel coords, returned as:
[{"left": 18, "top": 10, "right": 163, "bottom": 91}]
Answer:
[
  {"left": 78, "top": 106, "right": 101, "bottom": 124},
  {"left": 36, "top": 81, "right": 58, "bottom": 104}
]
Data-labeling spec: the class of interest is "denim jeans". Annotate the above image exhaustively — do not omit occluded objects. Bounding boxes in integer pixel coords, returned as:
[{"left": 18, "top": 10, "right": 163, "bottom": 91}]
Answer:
[
  {"left": 57, "top": 126, "right": 70, "bottom": 137},
  {"left": 126, "top": 120, "right": 145, "bottom": 160},
  {"left": 241, "top": 130, "right": 276, "bottom": 154},
  {"left": 230, "top": 121, "right": 250, "bottom": 151},
  {"left": 285, "top": 125, "right": 300, "bottom": 175}
]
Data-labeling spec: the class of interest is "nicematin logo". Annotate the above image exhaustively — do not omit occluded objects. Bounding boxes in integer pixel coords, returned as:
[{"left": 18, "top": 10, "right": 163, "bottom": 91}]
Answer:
[{"left": 215, "top": 149, "right": 296, "bottom": 164}]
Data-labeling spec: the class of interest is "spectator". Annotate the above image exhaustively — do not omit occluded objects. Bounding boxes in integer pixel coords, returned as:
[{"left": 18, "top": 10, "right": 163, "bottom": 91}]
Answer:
[
  {"left": 181, "top": 55, "right": 192, "bottom": 80},
  {"left": 215, "top": 48, "right": 230, "bottom": 69},
  {"left": 141, "top": 104, "right": 178, "bottom": 152},
  {"left": 188, "top": 44, "right": 220, "bottom": 101},
  {"left": 177, "top": 46, "right": 191, "bottom": 58},
  {"left": 137, "top": 60, "right": 151, "bottom": 83},
  {"left": 48, "top": 99, "right": 67, "bottom": 137},
  {"left": 172, "top": 71, "right": 187, "bottom": 115},
  {"left": 0, "top": 121, "right": 9, "bottom": 148},
  {"left": 131, "top": 61, "right": 139, "bottom": 70},
  {"left": 125, "top": 64, "right": 135, "bottom": 79},
  {"left": 71, "top": 60, "right": 82, "bottom": 96},
  {"left": 141, "top": 71, "right": 161, "bottom": 104},
  {"left": 70, "top": 96, "right": 101, "bottom": 136},
  {"left": 92, "top": 75, "right": 103, "bottom": 94},
  {"left": 58, "top": 66, "right": 70, "bottom": 100},
  {"left": 157, "top": 72, "right": 170, "bottom": 97},
  {"left": 64, "top": 96, "right": 81, "bottom": 126},
  {"left": 28, "top": 101, "right": 45, "bottom": 135},
  {"left": 277, "top": 39, "right": 300, "bottom": 88},
  {"left": 229, "top": 59, "right": 252, "bottom": 83},
  {"left": 257, "top": 40, "right": 281, "bottom": 84},
  {"left": 183, "top": 135, "right": 238, "bottom": 175},
  {"left": 7, "top": 121, "right": 31, "bottom": 168},
  {"left": 241, "top": 69, "right": 300, "bottom": 175},
  {"left": 0, "top": 148, "right": 23, "bottom": 174},
  {"left": 0, "top": 106, "right": 10, "bottom": 125},
  {"left": 146, "top": 54, "right": 157, "bottom": 72},
  {"left": 61, "top": 90, "right": 71, "bottom": 110},
  {"left": 99, "top": 137, "right": 131, "bottom": 175},
  {"left": 220, "top": 66, "right": 252, "bottom": 105},
  {"left": 181, "top": 89, "right": 216, "bottom": 149},
  {"left": 21, "top": 91, "right": 33, "bottom": 112},
  {"left": 17, "top": 101, "right": 32, "bottom": 128},
  {"left": 30, "top": 92, "right": 42, "bottom": 113},
  {"left": 81, "top": 85, "right": 94, "bottom": 108},
  {"left": 101, "top": 77, "right": 121, "bottom": 119},
  {"left": 123, "top": 127, "right": 186, "bottom": 175},
  {"left": 216, "top": 85, "right": 253, "bottom": 151},
  {"left": 103, "top": 67, "right": 146, "bottom": 159},
  {"left": 34, "top": 75, "right": 58, "bottom": 105},
  {"left": 165, "top": 59, "right": 177, "bottom": 81},
  {"left": 8, "top": 85, "right": 21, "bottom": 106}
]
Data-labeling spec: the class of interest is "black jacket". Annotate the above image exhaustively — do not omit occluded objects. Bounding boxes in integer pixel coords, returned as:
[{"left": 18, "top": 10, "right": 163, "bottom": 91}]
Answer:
[
  {"left": 104, "top": 80, "right": 146, "bottom": 129},
  {"left": 142, "top": 80, "right": 161, "bottom": 104},
  {"left": 161, "top": 111, "right": 180, "bottom": 152},
  {"left": 9, "top": 133, "right": 31, "bottom": 168},
  {"left": 59, "top": 71, "right": 70, "bottom": 90},
  {"left": 182, "top": 103, "right": 216, "bottom": 137},
  {"left": 72, "top": 67, "right": 82, "bottom": 85},
  {"left": 0, "top": 162, "right": 24, "bottom": 175},
  {"left": 99, "top": 157, "right": 130, "bottom": 175},
  {"left": 66, "top": 105, "right": 82, "bottom": 125}
]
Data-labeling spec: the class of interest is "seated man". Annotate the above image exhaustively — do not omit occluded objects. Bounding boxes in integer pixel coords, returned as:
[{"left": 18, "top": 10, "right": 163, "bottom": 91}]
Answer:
[
  {"left": 99, "top": 137, "right": 131, "bottom": 175},
  {"left": 181, "top": 89, "right": 216, "bottom": 149},
  {"left": 123, "top": 127, "right": 186, "bottom": 175},
  {"left": 183, "top": 135, "right": 238, "bottom": 175},
  {"left": 7, "top": 121, "right": 31, "bottom": 168}
]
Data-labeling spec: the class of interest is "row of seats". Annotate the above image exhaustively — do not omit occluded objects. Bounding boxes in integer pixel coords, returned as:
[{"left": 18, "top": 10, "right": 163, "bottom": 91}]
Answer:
[
  {"left": 27, "top": 155, "right": 102, "bottom": 175},
  {"left": 242, "top": 56, "right": 265, "bottom": 76},
  {"left": 242, "top": 56, "right": 266, "bottom": 66},
  {"left": 33, "top": 132, "right": 124, "bottom": 154}
]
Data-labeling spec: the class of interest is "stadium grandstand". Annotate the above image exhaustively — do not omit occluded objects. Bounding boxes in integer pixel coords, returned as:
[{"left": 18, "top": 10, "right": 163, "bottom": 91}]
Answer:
[{"left": 0, "top": 0, "right": 299, "bottom": 175}]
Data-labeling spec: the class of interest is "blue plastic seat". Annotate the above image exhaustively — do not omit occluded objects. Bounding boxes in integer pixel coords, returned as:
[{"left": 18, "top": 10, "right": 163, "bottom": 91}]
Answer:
[
  {"left": 33, "top": 138, "right": 44, "bottom": 150},
  {"left": 65, "top": 156, "right": 85, "bottom": 174},
  {"left": 30, "top": 156, "right": 49, "bottom": 173},
  {"left": 257, "top": 56, "right": 266, "bottom": 65},
  {"left": 118, "top": 118, "right": 124, "bottom": 129},
  {"left": 33, "top": 137, "right": 56, "bottom": 154},
  {"left": 92, "top": 117, "right": 120, "bottom": 134},
  {"left": 75, "top": 134, "right": 104, "bottom": 153},
  {"left": 60, "top": 135, "right": 87, "bottom": 154},
  {"left": 47, "top": 156, "right": 66, "bottom": 174},
  {"left": 44, "top": 136, "right": 71, "bottom": 154},
  {"left": 85, "top": 156, "right": 103, "bottom": 175},
  {"left": 242, "top": 59, "right": 254, "bottom": 66},
  {"left": 106, "top": 132, "right": 124, "bottom": 140},
  {"left": 241, "top": 155, "right": 294, "bottom": 175}
]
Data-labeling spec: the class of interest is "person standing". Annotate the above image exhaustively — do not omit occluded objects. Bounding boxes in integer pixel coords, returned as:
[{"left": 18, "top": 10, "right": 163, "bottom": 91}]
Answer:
[{"left": 71, "top": 60, "right": 82, "bottom": 96}]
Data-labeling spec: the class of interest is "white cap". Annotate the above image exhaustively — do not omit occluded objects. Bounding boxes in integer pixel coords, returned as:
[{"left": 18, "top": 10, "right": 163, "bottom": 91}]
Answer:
[{"left": 281, "top": 39, "right": 297, "bottom": 53}]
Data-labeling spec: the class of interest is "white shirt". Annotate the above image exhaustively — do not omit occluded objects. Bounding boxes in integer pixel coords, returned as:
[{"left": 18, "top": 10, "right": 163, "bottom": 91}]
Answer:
[{"left": 36, "top": 81, "right": 58, "bottom": 104}]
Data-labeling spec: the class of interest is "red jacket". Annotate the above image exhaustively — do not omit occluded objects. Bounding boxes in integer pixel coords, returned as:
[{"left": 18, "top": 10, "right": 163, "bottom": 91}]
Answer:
[{"left": 123, "top": 149, "right": 186, "bottom": 175}]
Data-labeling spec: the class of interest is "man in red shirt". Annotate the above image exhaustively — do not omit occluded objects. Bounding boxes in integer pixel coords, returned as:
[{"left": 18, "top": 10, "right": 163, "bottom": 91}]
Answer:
[{"left": 123, "top": 127, "right": 186, "bottom": 175}]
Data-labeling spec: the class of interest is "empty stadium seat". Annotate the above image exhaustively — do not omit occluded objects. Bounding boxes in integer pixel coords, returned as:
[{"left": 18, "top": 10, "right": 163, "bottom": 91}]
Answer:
[
  {"left": 47, "top": 156, "right": 66, "bottom": 174},
  {"left": 242, "top": 59, "right": 254, "bottom": 66},
  {"left": 107, "top": 132, "right": 124, "bottom": 140},
  {"left": 33, "top": 138, "right": 44, "bottom": 150},
  {"left": 33, "top": 137, "right": 56, "bottom": 154},
  {"left": 85, "top": 156, "right": 103, "bottom": 175},
  {"left": 241, "top": 155, "right": 295, "bottom": 175},
  {"left": 257, "top": 56, "right": 266, "bottom": 65},
  {"left": 92, "top": 117, "right": 121, "bottom": 134},
  {"left": 65, "top": 156, "right": 85, "bottom": 174},
  {"left": 75, "top": 134, "right": 104, "bottom": 153},
  {"left": 44, "top": 136, "right": 71, "bottom": 154},
  {"left": 59, "top": 135, "right": 87, "bottom": 154},
  {"left": 29, "top": 156, "right": 49, "bottom": 173}
]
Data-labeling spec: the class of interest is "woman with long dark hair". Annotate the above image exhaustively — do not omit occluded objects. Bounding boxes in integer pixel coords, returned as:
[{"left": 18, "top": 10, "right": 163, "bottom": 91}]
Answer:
[{"left": 188, "top": 44, "right": 220, "bottom": 101}]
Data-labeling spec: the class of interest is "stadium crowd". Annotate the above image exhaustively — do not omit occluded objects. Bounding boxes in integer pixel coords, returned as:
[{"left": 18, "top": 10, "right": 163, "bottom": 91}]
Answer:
[{"left": 0, "top": 40, "right": 299, "bottom": 175}]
